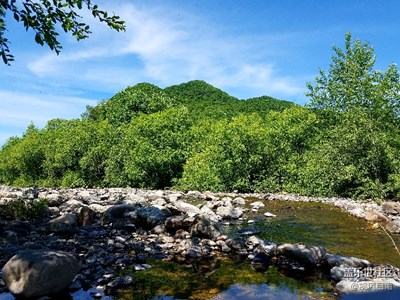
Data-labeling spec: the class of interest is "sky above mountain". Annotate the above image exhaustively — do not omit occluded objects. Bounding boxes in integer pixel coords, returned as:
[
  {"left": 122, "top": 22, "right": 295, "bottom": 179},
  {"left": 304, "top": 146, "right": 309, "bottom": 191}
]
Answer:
[{"left": 1, "top": 0, "right": 400, "bottom": 145}]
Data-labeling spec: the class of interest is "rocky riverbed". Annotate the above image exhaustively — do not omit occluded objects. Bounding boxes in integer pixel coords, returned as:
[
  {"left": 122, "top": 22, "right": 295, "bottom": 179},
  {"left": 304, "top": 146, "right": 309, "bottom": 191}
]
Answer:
[{"left": 1, "top": 186, "right": 400, "bottom": 298}]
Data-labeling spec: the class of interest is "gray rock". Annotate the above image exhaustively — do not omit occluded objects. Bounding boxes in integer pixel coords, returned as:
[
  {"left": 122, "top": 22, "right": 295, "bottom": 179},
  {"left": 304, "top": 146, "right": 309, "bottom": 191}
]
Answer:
[
  {"left": 102, "top": 204, "right": 140, "bottom": 224},
  {"left": 233, "top": 197, "right": 246, "bottom": 206},
  {"left": 382, "top": 202, "right": 400, "bottom": 215},
  {"left": 22, "top": 187, "right": 38, "bottom": 200},
  {"left": 174, "top": 229, "right": 190, "bottom": 239},
  {"left": 226, "top": 236, "right": 247, "bottom": 252},
  {"left": 324, "top": 254, "right": 371, "bottom": 268},
  {"left": 216, "top": 206, "right": 243, "bottom": 219},
  {"left": 136, "top": 206, "right": 166, "bottom": 229},
  {"left": 221, "top": 197, "right": 233, "bottom": 207},
  {"left": 238, "top": 227, "right": 260, "bottom": 236},
  {"left": 151, "top": 198, "right": 167, "bottom": 206},
  {"left": 186, "top": 191, "right": 205, "bottom": 199},
  {"left": 386, "top": 219, "right": 400, "bottom": 234},
  {"left": 2, "top": 249, "right": 80, "bottom": 298},
  {"left": 48, "top": 213, "right": 78, "bottom": 234},
  {"left": 45, "top": 193, "right": 67, "bottom": 207},
  {"left": 133, "top": 264, "right": 152, "bottom": 271},
  {"left": 250, "top": 201, "right": 265, "bottom": 209},
  {"left": 186, "top": 246, "right": 203, "bottom": 259},
  {"left": 200, "top": 205, "right": 220, "bottom": 222},
  {"left": 216, "top": 240, "right": 231, "bottom": 253},
  {"left": 152, "top": 224, "right": 166, "bottom": 234},
  {"left": 251, "top": 252, "right": 270, "bottom": 271},
  {"left": 277, "top": 243, "right": 326, "bottom": 267},
  {"left": 172, "top": 201, "right": 201, "bottom": 217},
  {"left": 107, "top": 276, "right": 133, "bottom": 288},
  {"left": 257, "top": 241, "right": 277, "bottom": 255},
  {"left": 126, "top": 193, "right": 147, "bottom": 205},
  {"left": 330, "top": 266, "right": 346, "bottom": 282},
  {"left": 165, "top": 215, "right": 195, "bottom": 232},
  {"left": 245, "top": 235, "right": 262, "bottom": 249},
  {"left": 190, "top": 216, "right": 221, "bottom": 240},
  {"left": 89, "top": 203, "right": 110, "bottom": 213},
  {"left": 59, "top": 199, "right": 85, "bottom": 213}
]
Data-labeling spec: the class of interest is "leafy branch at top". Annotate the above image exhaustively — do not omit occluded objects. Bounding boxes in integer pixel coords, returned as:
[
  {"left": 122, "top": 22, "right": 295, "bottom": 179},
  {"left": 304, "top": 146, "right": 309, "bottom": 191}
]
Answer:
[{"left": 0, "top": 0, "right": 125, "bottom": 65}]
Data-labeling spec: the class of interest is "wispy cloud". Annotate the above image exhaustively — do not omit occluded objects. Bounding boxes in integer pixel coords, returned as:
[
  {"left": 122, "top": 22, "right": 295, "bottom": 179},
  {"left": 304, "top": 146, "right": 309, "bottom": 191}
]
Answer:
[
  {"left": 0, "top": 91, "right": 98, "bottom": 144},
  {"left": 26, "top": 2, "right": 305, "bottom": 98}
]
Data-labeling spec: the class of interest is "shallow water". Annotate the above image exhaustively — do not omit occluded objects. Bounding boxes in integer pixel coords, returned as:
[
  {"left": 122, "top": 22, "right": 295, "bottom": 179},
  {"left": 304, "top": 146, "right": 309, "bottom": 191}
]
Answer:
[
  {"left": 242, "top": 199, "right": 400, "bottom": 267},
  {"left": 114, "top": 199, "right": 400, "bottom": 300}
]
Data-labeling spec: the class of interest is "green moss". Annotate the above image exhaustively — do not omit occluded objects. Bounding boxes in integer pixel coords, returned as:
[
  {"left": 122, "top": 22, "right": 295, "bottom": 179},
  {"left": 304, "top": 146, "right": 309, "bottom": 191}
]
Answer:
[
  {"left": 242, "top": 199, "right": 400, "bottom": 267},
  {"left": 0, "top": 198, "right": 48, "bottom": 220}
]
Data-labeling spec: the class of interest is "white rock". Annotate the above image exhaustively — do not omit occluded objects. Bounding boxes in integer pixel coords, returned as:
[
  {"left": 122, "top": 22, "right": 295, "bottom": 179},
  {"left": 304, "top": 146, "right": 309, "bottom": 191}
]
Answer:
[
  {"left": 264, "top": 212, "right": 277, "bottom": 218},
  {"left": 250, "top": 201, "right": 265, "bottom": 209}
]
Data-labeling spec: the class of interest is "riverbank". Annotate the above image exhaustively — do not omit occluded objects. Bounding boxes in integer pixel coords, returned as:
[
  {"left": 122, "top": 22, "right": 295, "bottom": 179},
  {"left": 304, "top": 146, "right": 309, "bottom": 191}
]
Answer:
[{"left": 1, "top": 186, "right": 400, "bottom": 298}]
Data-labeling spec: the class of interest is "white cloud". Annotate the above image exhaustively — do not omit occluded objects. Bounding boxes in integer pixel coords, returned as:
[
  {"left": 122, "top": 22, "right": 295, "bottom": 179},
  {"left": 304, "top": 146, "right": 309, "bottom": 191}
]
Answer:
[
  {"left": 26, "top": 1, "right": 304, "bottom": 99},
  {"left": 0, "top": 91, "right": 98, "bottom": 144}
]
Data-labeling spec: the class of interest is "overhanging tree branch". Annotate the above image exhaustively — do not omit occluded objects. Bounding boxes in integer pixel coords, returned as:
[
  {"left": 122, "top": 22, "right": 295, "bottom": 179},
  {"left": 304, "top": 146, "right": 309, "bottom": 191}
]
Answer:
[{"left": 0, "top": 0, "right": 125, "bottom": 65}]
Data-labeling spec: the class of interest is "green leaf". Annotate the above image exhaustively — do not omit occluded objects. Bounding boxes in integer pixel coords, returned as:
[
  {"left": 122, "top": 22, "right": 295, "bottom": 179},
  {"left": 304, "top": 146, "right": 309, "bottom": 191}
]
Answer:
[
  {"left": 13, "top": 12, "right": 19, "bottom": 22},
  {"left": 34, "top": 33, "right": 43, "bottom": 45}
]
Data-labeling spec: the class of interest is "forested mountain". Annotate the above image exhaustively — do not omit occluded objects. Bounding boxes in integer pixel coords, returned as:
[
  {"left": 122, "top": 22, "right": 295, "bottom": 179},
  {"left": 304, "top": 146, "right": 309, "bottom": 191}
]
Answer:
[
  {"left": 1, "top": 35, "right": 400, "bottom": 201},
  {"left": 164, "top": 80, "right": 295, "bottom": 120}
]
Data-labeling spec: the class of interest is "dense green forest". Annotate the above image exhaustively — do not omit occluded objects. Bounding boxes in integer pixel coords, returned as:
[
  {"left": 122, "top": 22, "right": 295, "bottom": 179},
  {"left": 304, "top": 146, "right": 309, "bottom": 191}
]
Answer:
[{"left": 1, "top": 34, "right": 400, "bottom": 200}]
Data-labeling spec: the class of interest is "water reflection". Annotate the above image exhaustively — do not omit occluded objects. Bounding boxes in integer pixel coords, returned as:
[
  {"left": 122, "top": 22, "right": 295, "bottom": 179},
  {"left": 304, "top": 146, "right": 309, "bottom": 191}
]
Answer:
[{"left": 211, "top": 284, "right": 319, "bottom": 300}]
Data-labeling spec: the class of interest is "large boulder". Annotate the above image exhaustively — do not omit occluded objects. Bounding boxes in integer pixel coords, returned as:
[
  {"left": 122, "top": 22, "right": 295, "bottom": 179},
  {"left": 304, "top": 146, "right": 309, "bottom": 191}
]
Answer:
[
  {"left": 48, "top": 213, "right": 78, "bottom": 234},
  {"left": 324, "top": 254, "right": 371, "bottom": 268},
  {"left": 190, "top": 216, "right": 221, "bottom": 240},
  {"left": 2, "top": 249, "right": 80, "bottom": 298},
  {"left": 136, "top": 206, "right": 166, "bottom": 229},
  {"left": 170, "top": 201, "right": 201, "bottom": 217},
  {"left": 102, "top": 204, "right": 140, "bottom": 225},
  {"left": 276, "top": 244, "right": 326, "bottom": 267},
  {"left": 165, "top": 215, "right": 195, "bottom": 232},
  {"left": 216, "top": 206, "right": 243, "bottom": 219}
]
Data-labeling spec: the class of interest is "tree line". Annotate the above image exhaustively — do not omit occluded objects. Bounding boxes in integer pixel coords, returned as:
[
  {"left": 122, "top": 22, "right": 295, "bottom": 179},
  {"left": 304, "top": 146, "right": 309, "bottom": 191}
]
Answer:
[{"left": 1, "top": 34, "right": 399, "bottom": 201}]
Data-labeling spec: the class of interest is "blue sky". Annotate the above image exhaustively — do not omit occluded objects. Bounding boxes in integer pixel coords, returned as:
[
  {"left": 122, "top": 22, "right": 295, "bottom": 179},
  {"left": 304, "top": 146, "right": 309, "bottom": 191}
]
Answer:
[{"left": 1, "top": 0, "right": 400, "bottom": 145}]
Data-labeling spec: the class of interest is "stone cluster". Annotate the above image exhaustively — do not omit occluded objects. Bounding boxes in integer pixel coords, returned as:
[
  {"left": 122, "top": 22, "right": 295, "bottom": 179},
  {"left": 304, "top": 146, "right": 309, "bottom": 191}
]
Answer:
[{"left": 0, "top": 186, "right": 399, "bottom": 298}]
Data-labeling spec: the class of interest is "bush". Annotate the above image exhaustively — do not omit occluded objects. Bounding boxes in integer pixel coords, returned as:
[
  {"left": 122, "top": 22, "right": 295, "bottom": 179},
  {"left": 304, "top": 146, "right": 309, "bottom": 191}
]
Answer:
[{"left": 0, "top": 198, "right": 48, "bottom": 220}]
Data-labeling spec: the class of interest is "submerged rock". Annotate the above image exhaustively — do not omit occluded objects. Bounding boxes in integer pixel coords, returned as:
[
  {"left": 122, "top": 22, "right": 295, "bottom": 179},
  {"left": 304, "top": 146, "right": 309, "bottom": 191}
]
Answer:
[{"left": 251, "top": 252, "right": 271, "bottom": 271}]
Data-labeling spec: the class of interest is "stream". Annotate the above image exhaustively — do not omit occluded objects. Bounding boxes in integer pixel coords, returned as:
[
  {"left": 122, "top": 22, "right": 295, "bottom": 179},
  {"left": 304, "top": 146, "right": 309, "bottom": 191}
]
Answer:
[{"left": 114, "top": 199, "right": 400, "bottom": 300}]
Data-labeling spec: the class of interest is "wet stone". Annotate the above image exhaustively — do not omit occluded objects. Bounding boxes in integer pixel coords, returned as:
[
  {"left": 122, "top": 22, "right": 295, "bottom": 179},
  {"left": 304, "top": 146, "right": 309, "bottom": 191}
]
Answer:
[{"left": 106, "top": 276, "right": 133, "bottom": 289}]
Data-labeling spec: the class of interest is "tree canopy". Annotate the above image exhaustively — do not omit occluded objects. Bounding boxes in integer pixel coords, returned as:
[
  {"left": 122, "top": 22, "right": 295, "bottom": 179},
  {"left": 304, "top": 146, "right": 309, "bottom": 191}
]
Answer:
[
  {"left": 1, "top": 35, "right": 400, "bottom": 202},
  {"left": 306, "top": 33, "right": 400, "bottom": 123},
  {"left": 0, "top": 0, "right": 125, "bottom": 64}
]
